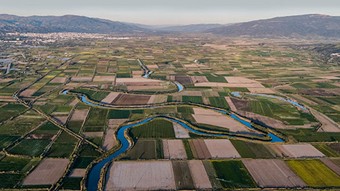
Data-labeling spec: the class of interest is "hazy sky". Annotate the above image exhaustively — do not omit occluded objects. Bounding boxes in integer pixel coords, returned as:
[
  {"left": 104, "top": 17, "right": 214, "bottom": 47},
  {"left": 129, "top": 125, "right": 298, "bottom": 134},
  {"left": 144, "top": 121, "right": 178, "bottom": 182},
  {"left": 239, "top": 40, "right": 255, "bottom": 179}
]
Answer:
[{"left": 0, "top": 0, "right": 339, "bottom": 25}]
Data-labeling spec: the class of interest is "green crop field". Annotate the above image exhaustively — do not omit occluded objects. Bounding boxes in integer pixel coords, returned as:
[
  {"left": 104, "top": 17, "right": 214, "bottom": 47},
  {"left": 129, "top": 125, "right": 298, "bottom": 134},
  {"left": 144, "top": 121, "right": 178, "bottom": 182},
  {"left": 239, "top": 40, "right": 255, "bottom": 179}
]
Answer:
[
  {"left": 130, "top": 118, "right": 175, "bottom": 138},
  {"left": 0, "top": 156, "right": 31, "bottom": 172},
  {"left": 182, "top": 96, "right": 203, "bottom": 104},
  {"left": 287, "top": 159, "right": 340, "bottom": 187},
  {"left": 0, "top": 103, "right": 27, "bottom": 123},
  {"left": 0, "top": 173, "right": 22, "bottom": 188},
  {"left": 212, "top": 160, "right": 256, "bottom": 188},
  {"left": 208, "top": 97, "right": 230, "bottom": 109},
  {"left": 124, "top": 140, "right": 157, "bottom": 160},
  {"left": 8, "top": 139, "right": 51, "bottom": 157},
  {"left": 231, "top": 140, "right": 275, "bottom": 158},
  {"left": 108, "top": 110, "right": 131, "bottom": 119}
]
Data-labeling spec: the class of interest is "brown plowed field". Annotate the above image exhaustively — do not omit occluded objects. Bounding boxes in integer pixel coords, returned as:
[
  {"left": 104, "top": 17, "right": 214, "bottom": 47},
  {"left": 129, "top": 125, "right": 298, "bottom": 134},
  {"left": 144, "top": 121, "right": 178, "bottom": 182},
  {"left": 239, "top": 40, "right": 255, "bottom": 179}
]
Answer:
[
  {"left": 113, "top": 94, "right": 151, "bottom": 105},
  {"left": 23, "top": 158, "right": 69, "bottom": 185},
  {"left": 188, "top": 160, "right": 212, "bottom": 190},
  {"left": 189, "top": 139, "right": 211, "bottom": 159},
  {"left": 105, "top": 161, "right": 176, "bottom": 190},
  {"left": 242, "top": 159, "right": 306, "bottom": 188},
  {"left": 163, "top": 140, "right": 187, "bottom": 159},
  {"left": 204, "top": 139, "right": 241, "bottom": 158}
]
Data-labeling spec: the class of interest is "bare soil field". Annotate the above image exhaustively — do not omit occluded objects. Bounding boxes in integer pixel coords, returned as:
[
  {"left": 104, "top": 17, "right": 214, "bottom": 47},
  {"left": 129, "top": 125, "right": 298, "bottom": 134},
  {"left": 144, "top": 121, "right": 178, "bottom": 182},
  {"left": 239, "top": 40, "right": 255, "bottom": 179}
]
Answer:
[
  {"left": 70, "top": 109, "right": 89, "bottom": 121},
  {"left": 69, "top": 98, "right": 79, "bottom": 106},
  {"left": 193, "top": 108, "right": 251, "bottom": 132},
  {"left": 101, "top": 92, "right": 120, "bottom": 104},
  {"left": 172, "top": 161, "right": 194, "bottom": 189},
  {"left": 23, "top": 158, "right": 70, "bottom": 185},
  {"left": 173, "top": 122, "right": 190, "bottom": 138},
  {"left": 116, "top": 77, "right": 162, "bottom": 85},
  {"left": 71, "top": 76, "right": 92, "bottom": 82},
  {"left": 237, "top": 110, "right": 286, "bottom": 129},
  {"left": 270, "top": 144, "right": 325, "bottom": 158},
  {"left": 163, "top": 140, "right": 187, "bottom": 159},
  {"left": 225, "top": 97, "right": 237, "bottom": 112},
  {"left": 108, "top": 119, "right": 127, "bottom": 126},
  {"left": 105, "top": 161, "right": 176, "bottom": 190},
  {"left": 53, "top": 115, "right": 68, "bottom": 124},
  {"left": 113, "top": 94, "right": 151, "bottom": 105},
  {"left": 69, "top": 168, "right": 86, "bottom": 177},
  {"left": 311, "top": 108, "right": 340, "bottom": 132},
  {"left": 247, "top": 88, "right": 275, "bottom": 94},
  {"left": 242, "top": 159, "right": 306, "bottom": 188},
  {"left": 225, "top": 77, "right": 259, "bottom": 84},
  {"left": 194, "top": 82, "right": 264, "bottom": 88},
  {"left": 189, "top": 139, "right": 211, "bottom": 159},
  {"left": 127, "top": 85, "right": 165, "bottom": 91},
  {"left": 50, "top": 77, "right": 67, "bottom": 83},
  {"left": 175, "top": 75, "right": 193, "bottom": 85},
  {"left": 20, "top": 89, "right": 37, "bottom": 97},
  {"left": 102, "top": 127, "right": 117, "bottom": 151},
  {"left": 191, "top": 76, "right": 209, "bottom": 83},
  {"left": 83, "top": 132, "right": 103, "bottom": 137},
  {"left": 93, "top": 76, "right": 115, "bottom": 82},
  {"left": 188, "top": 160, "right": 212, "bottom": 189},
  {"left": 204, "top": 139, "right": 241, "bottom": 158},
  {"left": 320, "top": 158, "right": 340, "bottom": 176}
]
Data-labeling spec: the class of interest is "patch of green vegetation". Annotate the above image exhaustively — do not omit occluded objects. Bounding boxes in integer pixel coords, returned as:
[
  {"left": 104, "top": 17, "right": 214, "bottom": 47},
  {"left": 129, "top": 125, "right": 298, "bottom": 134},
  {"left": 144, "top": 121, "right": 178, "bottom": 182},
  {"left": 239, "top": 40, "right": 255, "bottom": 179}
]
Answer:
[
  {"left": 183, "top": 139, "right": 193, "bottom": 159},
  {"left": 279, "top": 129, "right": 340, "bottom": 142},
  {"left": 313, "top": 143, "right": 340, "bottom": 157},
  {"left": 177, "top": 106, "right": 194, "bottom": 114},
  {"left": 61, "top": 177, "right": 82, "bottom": 190},
  {"left": 0, "top": 173, "right": 22, "bottom": 188},
  {"left": 211, "top": 160, "right": 256, "bottom": 188},
  {"left": 108, "top": 110, "right": 130, "bottom": 119},
  {"left": 47, "top": 132, "right": 78, "bottom": 158},
  {"left": 205, "top": 74, "right": 227, "bottom": 82},
  {"left": 209, "top": 97, "right": 230, "bottom": 109},
  {"left": 0, "top": 116, "right": 44, "bottom": 136},
  {"left": 130, "top": 119, "right": 175, "bottom": 138},
  {"left": 182, "top": 96, "right": 203, "bottom": 104},
  {"left": 287, "top": 159, "right": 340, "bottom": 187},
  {"left": 0, "top": 135, "right": 20, "bottom": 149},
  {"left": 231, "top": 140, "right": 274, "bottom": 158},
  {"left": 9, "top": 139, "right": 50, "bottom": 157},
  {"left": 0, "top": 103, "right": 27, "bottom": 122},
  {"left": 0, "top": 156, "right": 31, "bottom": 172}
]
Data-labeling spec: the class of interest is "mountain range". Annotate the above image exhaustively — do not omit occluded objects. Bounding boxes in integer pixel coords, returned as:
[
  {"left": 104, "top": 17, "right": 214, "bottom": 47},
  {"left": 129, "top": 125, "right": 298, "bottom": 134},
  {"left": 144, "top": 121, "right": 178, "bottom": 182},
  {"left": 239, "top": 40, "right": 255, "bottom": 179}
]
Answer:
[{"left": 0, "top": 14, "right": 339, "bottom": 38}]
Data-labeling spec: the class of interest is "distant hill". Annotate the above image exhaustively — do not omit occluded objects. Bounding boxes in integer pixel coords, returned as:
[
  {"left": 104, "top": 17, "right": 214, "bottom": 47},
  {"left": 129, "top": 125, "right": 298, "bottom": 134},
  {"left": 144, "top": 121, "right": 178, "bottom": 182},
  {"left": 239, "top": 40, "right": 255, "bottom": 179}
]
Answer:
[
  {"left": 0, "top": 14, "right": 150, "bottom": 34},
  {"left": 206, "top": 14, "right": 340, "bottom": 38},
  {"left": 1, "top": 14, "right": 340, "bottom": 38},
  {"left": 155, "top": 24, "right": 224, "bottom": 33}
]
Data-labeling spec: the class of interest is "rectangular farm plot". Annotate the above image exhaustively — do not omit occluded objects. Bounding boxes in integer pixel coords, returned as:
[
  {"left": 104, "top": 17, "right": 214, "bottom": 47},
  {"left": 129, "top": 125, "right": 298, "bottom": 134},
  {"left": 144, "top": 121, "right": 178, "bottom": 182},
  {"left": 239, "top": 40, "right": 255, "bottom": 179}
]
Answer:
[
  {"left": 113, "top": 94, "right": 151, "bottom": 105},
  {"left": 188, "top": 160, "right": 212, "bottom": 189},
  {"left": 105, "top": 161, "right": 176, "bottom": 191},
  {"left": 204, "top": 139, "right": 241, "bottom": 158},
  {"left": 125, "top": 140, "right": 157, "bottom": 160},
  {"left": 271, "top": 144, "right": 325, "bottom": 158},
  {"left": 287, "top": 159, "right": 340, "bottom": 187},
  {"left": 242, "top": 159, "right": 306, "bottom": 188},
  {"left": 101, "top": 92, "right": 120, "bottom": 104},
  {"left": 23, "top": 158, "right": 69, "bottom": 185},
  {"left": 189, "top": 139, "right": 211, "bottom": 159},
  {"left": 163, "top": 140, "right": 187, "bottom": 159},
  {"left": 212, "top": 160, "right": 256, "bottom": 188},
  {"left": 70, "top": 109, "right": 89, "bottom": 121},
  {"left": 172, "top": 161, "right": 194, "bottom": 189},
  {"left": 192, "top": 107, "right": 251, "bottom": 133},
  {"left": 172, "top": 122, "right": 190, "bottom": 138}
]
